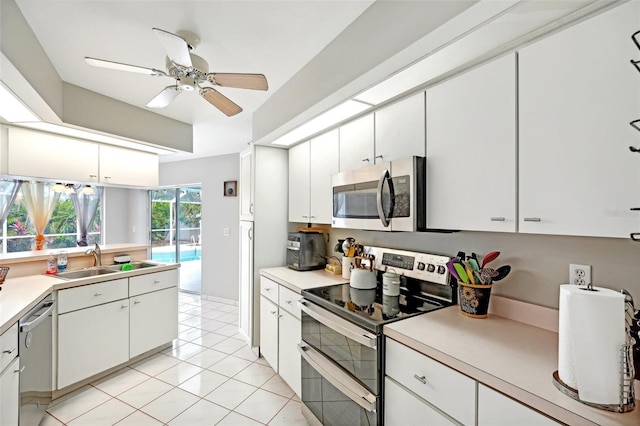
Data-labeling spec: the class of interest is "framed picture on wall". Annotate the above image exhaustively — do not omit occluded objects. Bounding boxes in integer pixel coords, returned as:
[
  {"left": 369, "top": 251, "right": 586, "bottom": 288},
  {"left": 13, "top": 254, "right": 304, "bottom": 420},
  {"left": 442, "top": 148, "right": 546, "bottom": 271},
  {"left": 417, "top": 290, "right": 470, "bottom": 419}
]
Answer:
[{"left": 224, "top": 180, "right": 237, "bottom": 197}]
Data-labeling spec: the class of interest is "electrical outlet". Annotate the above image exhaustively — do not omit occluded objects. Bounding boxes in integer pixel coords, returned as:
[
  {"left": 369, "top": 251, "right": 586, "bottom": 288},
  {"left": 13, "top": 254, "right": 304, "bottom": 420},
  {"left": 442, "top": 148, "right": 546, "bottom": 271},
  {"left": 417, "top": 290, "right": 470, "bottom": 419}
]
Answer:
[{"left": 569, "top": 264, "right": 591, "bottom": 286}]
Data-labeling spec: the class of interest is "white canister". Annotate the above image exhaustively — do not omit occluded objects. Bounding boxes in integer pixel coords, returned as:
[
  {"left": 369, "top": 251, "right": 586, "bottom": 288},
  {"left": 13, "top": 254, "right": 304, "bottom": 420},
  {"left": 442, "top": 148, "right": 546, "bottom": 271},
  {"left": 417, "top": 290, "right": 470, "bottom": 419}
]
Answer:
[
  {"left": 342, "top": 256, "right": 355, "bottom": 279},
  {"left": 382, "top": 270, "right": 400, "bottom": 296}
]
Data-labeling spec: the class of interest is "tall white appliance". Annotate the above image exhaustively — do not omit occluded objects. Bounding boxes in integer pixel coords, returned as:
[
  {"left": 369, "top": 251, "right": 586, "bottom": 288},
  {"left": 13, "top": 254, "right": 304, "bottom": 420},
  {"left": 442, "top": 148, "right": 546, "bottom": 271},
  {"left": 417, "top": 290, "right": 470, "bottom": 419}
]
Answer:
[{"left": 238, "top": 145, "right": 288, "bottom": 349}]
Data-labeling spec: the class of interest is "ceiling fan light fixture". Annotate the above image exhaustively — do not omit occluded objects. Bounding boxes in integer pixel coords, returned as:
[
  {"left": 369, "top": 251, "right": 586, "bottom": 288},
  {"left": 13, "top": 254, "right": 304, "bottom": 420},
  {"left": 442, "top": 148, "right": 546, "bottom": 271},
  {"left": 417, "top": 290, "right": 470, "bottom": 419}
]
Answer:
[{"left": 177, "top": 76, "right": 196, "bottom": 92}]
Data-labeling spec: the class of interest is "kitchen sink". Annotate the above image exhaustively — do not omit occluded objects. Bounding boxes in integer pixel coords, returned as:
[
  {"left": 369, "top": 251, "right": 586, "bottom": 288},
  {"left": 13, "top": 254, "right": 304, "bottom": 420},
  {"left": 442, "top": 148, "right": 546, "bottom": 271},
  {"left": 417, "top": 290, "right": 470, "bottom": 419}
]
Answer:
[
  {"left": 55, "top": 267, "right": 118, "bottom": 280},
  {"left": 103, "top": 262, "right": 158, "bottom": 271}
]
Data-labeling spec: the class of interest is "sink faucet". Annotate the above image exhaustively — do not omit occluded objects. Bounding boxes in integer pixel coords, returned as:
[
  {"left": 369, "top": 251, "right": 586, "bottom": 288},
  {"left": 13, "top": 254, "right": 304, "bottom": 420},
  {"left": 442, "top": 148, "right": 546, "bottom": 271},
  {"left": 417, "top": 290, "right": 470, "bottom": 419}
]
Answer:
[{"left": 85, "top": 243, "right": 102, "bottom": 266}]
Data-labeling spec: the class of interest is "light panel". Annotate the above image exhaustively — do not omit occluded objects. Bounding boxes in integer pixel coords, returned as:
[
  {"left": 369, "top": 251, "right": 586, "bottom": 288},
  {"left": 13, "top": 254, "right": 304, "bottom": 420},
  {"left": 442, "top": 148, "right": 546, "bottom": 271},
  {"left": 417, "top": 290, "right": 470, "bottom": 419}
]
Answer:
[{"left": 0, "top": 81, "right": 40, "bottom": 122}]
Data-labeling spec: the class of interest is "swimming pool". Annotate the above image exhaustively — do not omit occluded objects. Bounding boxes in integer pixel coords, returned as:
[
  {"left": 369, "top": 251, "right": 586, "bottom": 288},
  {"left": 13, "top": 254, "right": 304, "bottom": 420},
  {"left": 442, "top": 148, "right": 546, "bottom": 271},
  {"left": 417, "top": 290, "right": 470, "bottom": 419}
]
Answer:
[{"left": 152, "top": 246, "right": 201, "bottom": 263}]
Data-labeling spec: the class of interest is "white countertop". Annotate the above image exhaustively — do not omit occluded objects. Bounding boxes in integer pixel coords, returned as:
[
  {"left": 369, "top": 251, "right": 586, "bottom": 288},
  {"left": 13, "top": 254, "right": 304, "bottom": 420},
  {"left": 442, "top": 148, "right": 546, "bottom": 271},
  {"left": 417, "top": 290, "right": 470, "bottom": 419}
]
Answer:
[
  {"left": 259, "top": 266, "right": 347, "bottom": 293},
  {"left": 0, "top": 262, "right": 179, "bottom": 335},
  {"left": 384, "top": 307, "right": 640, "bottom": 425}
]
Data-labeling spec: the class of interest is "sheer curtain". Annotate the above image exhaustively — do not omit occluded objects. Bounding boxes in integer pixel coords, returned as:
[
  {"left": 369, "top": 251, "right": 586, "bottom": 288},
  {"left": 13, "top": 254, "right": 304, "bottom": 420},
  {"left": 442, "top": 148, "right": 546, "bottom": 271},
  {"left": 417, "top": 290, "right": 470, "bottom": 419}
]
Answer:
[
  {"left": 0, "top": 180, "right": 21, "bottom": 227},
  {"left": 21, "top": 182, "right": 60, "bottom": 250},
  {"left": 71, "top": 185, "right": 102, "bottom": 246}
]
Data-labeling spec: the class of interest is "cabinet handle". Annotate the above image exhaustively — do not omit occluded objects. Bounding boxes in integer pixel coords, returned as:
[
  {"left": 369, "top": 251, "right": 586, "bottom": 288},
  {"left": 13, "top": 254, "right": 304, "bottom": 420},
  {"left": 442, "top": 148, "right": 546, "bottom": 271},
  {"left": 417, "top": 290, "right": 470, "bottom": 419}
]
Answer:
[
  {"left": 104, "top": 176, "right": 112, "bottom": 180},
  {"left": 154, "top": 280, "right": 161, "bottom": 284},
  {"left": 302, "top": 215, "right": 308, "bottom": 218},
  {"left": 3, "top": 347, "right": 16, "bottom": 355},
  {"left": 89, "top": 174, "right": 97, "bottom": 179},
  {"left": 265, "top": 288, "right": 271, "bottom": 292},
  {"left": 134, "top": 300, "right": 141, "bottom": 305},
  {"left": 285, "top": 300, "right": 292, "bottom": 304},
  {"left": 249, "top": 203, "right": 254, "bottom": 214},
  {"left": 278, "top": 314, "right": 283, "bottom": 318},
  {"left": 270, "top": 310, "right": 277, "bottom": 315},
  {"left": 15, "top": 366, "right": 25, "bottom": 374},
  {"left": 121, "top": 305, "right": 128, "bottom": 309},
  {"left": 309, "top": 215, "right": 316, "bottom": 219},
  {"left": 375, "top": 155, "right": 383, "bottom": 160},
  {"left": 248, "top": 228, "right": 253, "bottom": 240},
  {"left": 523, "top": 217, "right": 541, "bottom": 222},
  {"left": 413, "top": 374, "right": 427, "bottom": 384},
  {"left": 490, "top": 217, "right": 505, "bottom": 222},
  {"left": 94, "top": 293, "right": 102, "bottom": 297},
  {"left": 362, "top": 158, "right": 370, "bottom": 163}
]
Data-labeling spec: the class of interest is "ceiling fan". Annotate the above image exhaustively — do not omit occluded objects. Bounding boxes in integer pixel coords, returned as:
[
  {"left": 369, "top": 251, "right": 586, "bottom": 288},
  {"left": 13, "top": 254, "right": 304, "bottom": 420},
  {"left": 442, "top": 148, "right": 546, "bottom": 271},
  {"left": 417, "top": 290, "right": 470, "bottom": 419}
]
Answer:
[{"left": 84, "top": 28, "right": 268, "bottom": 116}]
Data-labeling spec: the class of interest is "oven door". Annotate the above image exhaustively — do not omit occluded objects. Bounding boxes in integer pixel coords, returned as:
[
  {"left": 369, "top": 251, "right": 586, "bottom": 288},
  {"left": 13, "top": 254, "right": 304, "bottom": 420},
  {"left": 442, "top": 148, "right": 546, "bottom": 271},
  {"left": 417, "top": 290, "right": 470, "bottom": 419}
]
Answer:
[{"left": 299, "top": 342, "right": 379, "bottom": 426}]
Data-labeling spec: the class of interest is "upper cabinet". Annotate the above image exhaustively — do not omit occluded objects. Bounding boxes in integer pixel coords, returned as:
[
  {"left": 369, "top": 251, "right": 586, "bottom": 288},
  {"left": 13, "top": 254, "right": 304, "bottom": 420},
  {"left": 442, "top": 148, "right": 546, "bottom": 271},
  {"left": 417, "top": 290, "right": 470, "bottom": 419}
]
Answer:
[
  {"left": 339, "top": 114, "right": 374, "bottom": 171},
  {"left": 239, "top": 147, "right": 254, "bottom": 221},
  {"left": 289, "top": 129, "right": 339, "bottom": 224},
  {"left": 99, "top": 145, "right": 158, "bottom": 187},
  {"left": 426, "top": 54, "right": 517, "bottom": 232},
  {"left": 375, "top": 92, "right": 426, "bottom": 163},
  {"left": 518, "top": 1, "right": 640, "bottom": 238}
]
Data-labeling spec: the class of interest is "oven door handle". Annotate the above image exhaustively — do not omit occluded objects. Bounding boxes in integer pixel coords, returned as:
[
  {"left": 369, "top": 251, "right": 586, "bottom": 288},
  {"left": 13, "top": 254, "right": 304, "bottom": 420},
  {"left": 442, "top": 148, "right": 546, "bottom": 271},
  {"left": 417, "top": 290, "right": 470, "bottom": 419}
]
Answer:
[
  {"left": 298, "top": 343, "right": 377, "bottom": 413},
  {"left": 298, "top": 300, "right": 377, "bottom": 349}
]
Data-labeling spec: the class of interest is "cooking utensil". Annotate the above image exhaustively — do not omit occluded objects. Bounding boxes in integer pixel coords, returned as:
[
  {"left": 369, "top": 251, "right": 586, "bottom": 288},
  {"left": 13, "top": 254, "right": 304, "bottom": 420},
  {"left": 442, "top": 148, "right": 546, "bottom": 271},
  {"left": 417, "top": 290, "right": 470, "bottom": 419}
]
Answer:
[
  {"left": 465, "top": 263, "right": 475, "bottom": 284},
  {"left": 492, "top": 265, "right": 511, "bottom": 282},
  {"left": 468, "top": 257, "right": 480, "bottom": 271},
  {"left": 342, "top": 238, "right": 355, "bottom": 255},
  {"left": 446, "top": 259, "right": 460, "bottom": 281},
  {"left": 481, "top": 251, "right": 500, "bottom": 268},
  {"left": 479, "top": 267, "right": 498, "bottom": 284},
  {"left": 453, "top": 262, "right": 469, "bottom": 284}
]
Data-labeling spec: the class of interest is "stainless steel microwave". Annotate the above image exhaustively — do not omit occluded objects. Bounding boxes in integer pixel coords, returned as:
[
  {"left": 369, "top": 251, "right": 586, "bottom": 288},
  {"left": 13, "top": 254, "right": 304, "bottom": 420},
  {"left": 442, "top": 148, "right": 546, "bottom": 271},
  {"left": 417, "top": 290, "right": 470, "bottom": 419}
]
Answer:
[{"left": 331, "top": 156, "right": 425, "bottom": 232}]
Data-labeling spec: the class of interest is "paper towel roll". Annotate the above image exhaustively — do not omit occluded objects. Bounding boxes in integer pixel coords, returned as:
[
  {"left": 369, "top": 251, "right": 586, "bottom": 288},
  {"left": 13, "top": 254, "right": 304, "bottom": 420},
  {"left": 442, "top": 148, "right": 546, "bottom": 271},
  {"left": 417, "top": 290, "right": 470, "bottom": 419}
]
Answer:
[{"left": 558, "top": 284, "right": 626, "bottom": 405}]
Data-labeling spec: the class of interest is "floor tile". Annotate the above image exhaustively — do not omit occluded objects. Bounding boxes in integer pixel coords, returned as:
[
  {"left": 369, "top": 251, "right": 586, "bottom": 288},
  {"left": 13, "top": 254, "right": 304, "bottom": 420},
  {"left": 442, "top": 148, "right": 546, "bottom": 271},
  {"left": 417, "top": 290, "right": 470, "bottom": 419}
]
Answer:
[
  {"left": 155, "top": 361, "right": 204, "bottom": 386},
  {"left": 92, "top": 367, "right": 150, "bottom": 397},
  {"left": 131, "top": 353, "right": 181, "bottom": 376},
  {"left": 217, "top": 411, "right": 265, "bottom": 426},
  {"left": 204, "top": 378, "right": 258, "bottom": 410},
  {"left": 268, "top": 400, "right": 309, "bottom": 426},
  {"left": 67, "top": 398, "right": 135, "bottom": 425},
  {"left": 168, "top": 398, "right": 230, "bottom": 425},
  {"left": 117, "top": 378, "right": 173, "bottom": 409},
  {"left": 234, "top": 363, "right": 275, "bottom": 387},
  {"left": 184, "top": 347, "right": 228, "bottom": 368},
  {"left": 200, "top": 310, "right": 228, "bottom": 320},
  {"left": 216, "top": 312, "right": 240, "bottom": 323},
  {"left": 228, "top": 332, "right": 248, "bottom": 341},
  {"left": 255, "top": 356, "right": 270, "bottom": 366},
  {"left": 114, "top": 410, "right": 164, "bottom": 425},
  {"left": 139, "top": 387, "right": 200, "bottom": 423},
  {"left": 178, "top": 324, "right": 192, "bottom": 333},
  {"left": 178, "top": 327, "right": 208, "bottom": 342},
  {"left": 211, "top": 337, "right": 247, "bottom": 354},
  {"left": 233, "top": 345, "right": 260, "bottom": 362},
  {"left": 199, "top": 319, "right": 227, "bottom": 332},
  {"left": 47, "top": 386, "right": 111, "bottom": 424},
  {"left": 217, "top": 304, "right": 239, "bottom": 313},
  {"left": 261, "top": 374, "right": 295, "bottom": 398},
  {"left": 215, "top": 324, "right": 241, "bottom": 337},
  {"left": 178, "top": 369, "right": 227, "bottom": 397},
  {"left": 41, "top": 413, "right": 64, "bottom": 425},
  {"left": 208, "top": 355, "right": 253, "bottom": 377},
  {"left": 234, "top": 388, "right": 289, "bottom": 424},
  {"left": 180, "top": 315, "right": 205, "bottom": 328},
  {"left": 199, "top": 332, "right": 230, "bottom": 348},
  {"left": 163, "top": 341, "right": 206, "bottom": 360}
]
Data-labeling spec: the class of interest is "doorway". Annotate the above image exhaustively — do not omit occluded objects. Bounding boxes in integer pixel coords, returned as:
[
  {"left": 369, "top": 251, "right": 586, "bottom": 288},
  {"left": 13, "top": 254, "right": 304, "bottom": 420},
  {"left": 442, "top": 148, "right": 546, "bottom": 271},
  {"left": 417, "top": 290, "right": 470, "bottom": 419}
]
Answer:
[{"left": 150, "top": 187, "right": 202, "bottom": 293}]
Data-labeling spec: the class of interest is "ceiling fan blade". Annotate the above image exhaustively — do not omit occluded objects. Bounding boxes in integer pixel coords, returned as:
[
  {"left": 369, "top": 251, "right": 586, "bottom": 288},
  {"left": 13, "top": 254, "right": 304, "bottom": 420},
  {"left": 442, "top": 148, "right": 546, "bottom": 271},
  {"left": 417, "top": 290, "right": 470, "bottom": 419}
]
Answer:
[
  {"left": 152, "top": 28, "right": 192, "bottom": 68},
  {"left": 207, "top": 73, "right": 268, "bottom": 91},
  {"left": 200, "top": 87, "right": 243, "bottom": 116},
  {"left": 85, "top": 57, "right": 164, "bottom": 75},
  {"left": 146, "top": 86, "right": 182, "bottom": 109}
]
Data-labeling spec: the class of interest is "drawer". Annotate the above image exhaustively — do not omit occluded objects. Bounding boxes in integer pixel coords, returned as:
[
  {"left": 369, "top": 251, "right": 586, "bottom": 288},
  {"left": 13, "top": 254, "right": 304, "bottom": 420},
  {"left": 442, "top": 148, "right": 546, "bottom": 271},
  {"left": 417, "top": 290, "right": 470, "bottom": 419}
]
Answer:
[
  {"left": 478, "top": 384, "right": 558, "bottom": 425},
  {"left": 0, "top": 323, "right": 18, "bottom": 372},
  {"left": 278, "top": 286, "right": 301, "bottom": 319},
  {"left": 260, "top": 276, "right": 279, "bottom": 304},
  {"left": 129, "top": 269, "right": 178, "bottom": 297},
  {"left": 58, "top": 278, "right": 128, "bottom": 314},
  {"left": 385, "top": 377, "right": 455, "bottom": 426},
  {"left": 385, "top": 337, "right": 476, "bottom": 425}
]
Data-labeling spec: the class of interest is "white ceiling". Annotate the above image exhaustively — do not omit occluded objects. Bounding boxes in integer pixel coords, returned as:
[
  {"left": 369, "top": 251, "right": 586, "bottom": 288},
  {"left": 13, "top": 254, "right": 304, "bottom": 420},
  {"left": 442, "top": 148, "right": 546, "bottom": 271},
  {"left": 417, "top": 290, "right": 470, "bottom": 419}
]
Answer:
[{"left": 14, "top": 0, "right": 375, "bottom": 162}]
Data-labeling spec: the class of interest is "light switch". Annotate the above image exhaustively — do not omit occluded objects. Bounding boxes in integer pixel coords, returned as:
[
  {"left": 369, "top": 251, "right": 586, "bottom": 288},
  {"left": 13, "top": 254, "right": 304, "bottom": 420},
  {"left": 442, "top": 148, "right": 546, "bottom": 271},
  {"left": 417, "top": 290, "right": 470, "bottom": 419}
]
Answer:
[{"left": 223, "top": 227, "right": 230, "bottom": 237}]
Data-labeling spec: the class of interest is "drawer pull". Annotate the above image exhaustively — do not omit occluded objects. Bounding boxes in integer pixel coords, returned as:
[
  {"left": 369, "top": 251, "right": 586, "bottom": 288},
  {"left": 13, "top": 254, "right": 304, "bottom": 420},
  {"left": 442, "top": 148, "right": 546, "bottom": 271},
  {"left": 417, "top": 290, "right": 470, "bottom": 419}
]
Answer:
[
  {"left": 121, "top": 305, "right": 128, "bottom": 310},
  {"left": 94, "top": 293, "right": 102, "bottom": 297},
  {"left": 15, "top": 366, "right": 25, "bottom": 374},
  {"left": 270, "top": 310, "right": 277, "bottom": 315},
  {"left": 134, "top": 301, "right": 141, "bottom": 305},
  {"left": 285, "top": 300, "right": 292, "bottom": 304},
  {"left": 3, "top": 347, "right": 16, "bottom": 355},
  {"left": 523, "top": 217, "right": 541, "bottom": 222},
  {"left": 153, "top": 280, "right": 161, "bottom": 284},
  {"left": 265, "top": 288, "right": 271, "bottom": 292},
  {"left": 490, "top": 217, "right": 505, "bottom": 222},
  {"left": 413, "top": 374, "right": 427, "bottom": 384},
  {"left": 278, "top": 314, "right": 283, "bottom": 318}
]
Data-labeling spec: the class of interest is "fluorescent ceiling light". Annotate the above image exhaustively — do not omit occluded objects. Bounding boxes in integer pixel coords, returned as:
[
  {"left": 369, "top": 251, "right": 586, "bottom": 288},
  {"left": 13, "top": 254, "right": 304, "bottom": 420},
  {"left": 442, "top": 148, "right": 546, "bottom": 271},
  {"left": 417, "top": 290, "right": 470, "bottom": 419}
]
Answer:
[
  {"left": 0, "top": 81, "right": 40, "bottom": 122},
  {"left": 272, "top": 100, "right": 371, "bottom": 146},
  {"left": 14, "top": 121, "right": 177, "bottom": 155}
]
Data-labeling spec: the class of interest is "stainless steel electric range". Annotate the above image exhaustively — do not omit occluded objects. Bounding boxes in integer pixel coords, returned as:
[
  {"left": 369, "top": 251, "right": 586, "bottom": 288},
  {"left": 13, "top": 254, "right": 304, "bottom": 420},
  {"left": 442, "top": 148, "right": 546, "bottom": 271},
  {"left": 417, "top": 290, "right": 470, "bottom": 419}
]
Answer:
[{"left": 298, "top": 246, "right": 456, "bottom": 426}]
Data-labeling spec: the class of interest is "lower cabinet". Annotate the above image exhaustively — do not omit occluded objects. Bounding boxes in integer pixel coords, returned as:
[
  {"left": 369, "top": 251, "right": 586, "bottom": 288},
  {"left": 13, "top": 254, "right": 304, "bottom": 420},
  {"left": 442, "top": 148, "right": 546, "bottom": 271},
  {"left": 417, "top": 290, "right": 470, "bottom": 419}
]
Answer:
[
  {"left": 58, "top": 299, "right": 130, "bottom": 389},
  {"left": 278, "top": 308, "right": 301, "bottom": 397},
  {"left": 259, "top": 295, "right": 279, "bottom": 371},
  {"left": 0, "top": 357, "right": 20, "bottom": 426},
  {"left": 478, "top": 384, "right": 557, "bottom": 425},
  {"left": 130, "top": 287, "right": 178, "bottom": 358},
  {"left": 384, "top": 377, "right": 453, "bottom": 426}
]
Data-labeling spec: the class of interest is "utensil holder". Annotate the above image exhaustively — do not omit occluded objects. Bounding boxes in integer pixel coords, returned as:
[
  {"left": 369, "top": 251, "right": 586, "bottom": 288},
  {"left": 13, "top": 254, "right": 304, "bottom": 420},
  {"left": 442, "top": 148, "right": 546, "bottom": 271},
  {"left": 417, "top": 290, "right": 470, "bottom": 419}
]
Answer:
[{"left": 458, "top": 281, "right": 492, "bottom": 318}]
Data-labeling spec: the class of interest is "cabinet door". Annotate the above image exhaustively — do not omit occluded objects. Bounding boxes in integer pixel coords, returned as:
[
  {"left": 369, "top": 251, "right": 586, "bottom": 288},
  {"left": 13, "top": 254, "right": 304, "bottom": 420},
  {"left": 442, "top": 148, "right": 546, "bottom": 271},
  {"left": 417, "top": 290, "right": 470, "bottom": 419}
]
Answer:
[
  {"left": 288, "top": 141, "right": 311, "bottom": 222},
  {"left": 426, "top": 54, "right": 516, "bottom": 232},
  {"left": 310, "top": 129, "right": 339, "bottom": 224},
  {"left": 130, "top": 287, "right": 178, "bottom": 358},
  {"left": 99, "top": 145, "right": 158, "bottom": 187},
  {"left": 375, "top": 92, "right": 425, "bottom": 163},
  {"left": 518, "top": 2, "right": 640, "bottom": 237},
  {"left": 478, "top": 384, "right": 557, "bottom": 425},
  {"left": 278, "top": 309, "right": 301, "bottom": 397},
  {"left": 58, "top": 299, "right": 130, "bottom": 389},
  {"left": 239, "top": 147, "right": 254, "bottom": 221},
  {"left": 259, "top": 296, "right": 278, "bottom": 372},
  {"left": 7, "top": 127, "right": 99, "bottom": 182},
  {"left": 339, "top": 114, "right": 375, "bottom": 171},
  {"left": 0, "top": 357, "right": 19, "bottom": 426},
  {"left": 238, "top": 220, "right": 254, "bottom": 345},
  {"left": 385, "top": 377, "right": 454, "bottom": 426}
]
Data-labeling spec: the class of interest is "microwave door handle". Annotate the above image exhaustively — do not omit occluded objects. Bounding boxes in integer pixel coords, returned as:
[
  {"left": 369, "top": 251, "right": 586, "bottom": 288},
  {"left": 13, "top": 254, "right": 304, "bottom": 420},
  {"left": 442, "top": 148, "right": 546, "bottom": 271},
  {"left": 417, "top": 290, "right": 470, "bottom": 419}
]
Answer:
[{"left": 376, "top": 169, "right": 391, "bottom": 228}]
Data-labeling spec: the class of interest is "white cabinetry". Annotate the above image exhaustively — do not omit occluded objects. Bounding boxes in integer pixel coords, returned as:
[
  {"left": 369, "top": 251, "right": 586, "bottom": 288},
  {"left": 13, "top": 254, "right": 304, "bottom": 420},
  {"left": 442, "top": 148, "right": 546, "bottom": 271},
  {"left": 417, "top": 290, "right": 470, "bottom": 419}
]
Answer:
[
  {"left": 239, "top": 220, "right": 254, "bottom": 345},
  {"left": 130, "top": 287, "right": 178, "bottom": 358},
  {"left": 0, "top": 357, "right": 19, "bottom": 426},
  {"left": 426, "top": 54, "right": 517, "bottom": 232},
  {"left": 259, "top": 298, "right": 279, "bottom": 371},
  {"left": 478, "top": 384, "right": 557, "bottom": 425},
  {"left": 239, "top": 147, "right": 254, "bottom": 221},
  {"left": 339, "top": 114, "right": 374, "bottom": 171},
  {"left": 518, "top": 1, "right": 640, "bottom": 237},
  {"left": 99, "top": 144, "right": 158, "bottom": 187},
  {"left": 384, "top": 377, "right": 454, "bottom": 426},
  {"left": 374, "top": 92, "right": 425, "bottom": 162},
  {"left": 288, "top": 130, "right": 339, "bottom": 224}
]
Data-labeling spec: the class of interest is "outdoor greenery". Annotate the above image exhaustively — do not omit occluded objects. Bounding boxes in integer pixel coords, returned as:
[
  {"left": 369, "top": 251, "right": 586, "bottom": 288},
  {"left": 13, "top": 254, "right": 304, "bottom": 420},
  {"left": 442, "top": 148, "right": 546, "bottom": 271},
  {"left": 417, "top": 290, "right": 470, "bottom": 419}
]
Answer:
[{"left": 151, "top": 189, "right": 201, "bottom": 246}]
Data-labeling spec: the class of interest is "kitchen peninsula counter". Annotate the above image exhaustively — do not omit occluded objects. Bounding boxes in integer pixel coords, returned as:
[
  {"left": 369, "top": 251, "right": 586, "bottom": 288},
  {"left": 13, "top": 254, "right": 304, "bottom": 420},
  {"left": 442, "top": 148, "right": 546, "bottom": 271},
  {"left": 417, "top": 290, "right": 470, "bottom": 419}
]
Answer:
[{"left": 260, "top": 266, "right": 347, "bottom": 293}]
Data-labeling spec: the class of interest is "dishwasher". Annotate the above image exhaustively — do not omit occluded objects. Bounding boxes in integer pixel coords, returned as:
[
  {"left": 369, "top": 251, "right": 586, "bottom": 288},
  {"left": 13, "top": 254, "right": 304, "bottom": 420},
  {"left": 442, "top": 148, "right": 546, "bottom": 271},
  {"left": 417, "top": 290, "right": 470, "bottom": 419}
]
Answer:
[{"left": 19, "top": 294, "right": 55, "bottom": 426}]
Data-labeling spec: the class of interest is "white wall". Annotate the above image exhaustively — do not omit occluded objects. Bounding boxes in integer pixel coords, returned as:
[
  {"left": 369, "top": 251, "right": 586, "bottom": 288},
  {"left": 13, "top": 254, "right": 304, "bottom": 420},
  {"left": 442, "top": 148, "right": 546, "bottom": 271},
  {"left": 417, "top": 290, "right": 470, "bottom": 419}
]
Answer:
[{"left": 159, "top": 154, "right": 240, "bottom": 301}]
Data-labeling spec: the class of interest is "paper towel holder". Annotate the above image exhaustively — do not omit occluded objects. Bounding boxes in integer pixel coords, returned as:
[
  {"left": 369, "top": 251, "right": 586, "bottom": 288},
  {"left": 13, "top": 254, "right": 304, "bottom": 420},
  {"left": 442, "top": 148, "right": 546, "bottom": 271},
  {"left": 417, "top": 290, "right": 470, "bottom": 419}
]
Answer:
[{"left": 552, "top": 289, "right": 639, "bottom": 413}]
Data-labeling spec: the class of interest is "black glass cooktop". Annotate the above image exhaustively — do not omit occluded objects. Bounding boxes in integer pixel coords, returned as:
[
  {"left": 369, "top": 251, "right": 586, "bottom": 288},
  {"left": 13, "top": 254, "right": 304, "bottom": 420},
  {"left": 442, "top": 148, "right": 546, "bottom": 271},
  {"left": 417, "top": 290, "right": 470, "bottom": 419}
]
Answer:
[{"left": 301, "top": 281, "right": 451, "bottom": 333}]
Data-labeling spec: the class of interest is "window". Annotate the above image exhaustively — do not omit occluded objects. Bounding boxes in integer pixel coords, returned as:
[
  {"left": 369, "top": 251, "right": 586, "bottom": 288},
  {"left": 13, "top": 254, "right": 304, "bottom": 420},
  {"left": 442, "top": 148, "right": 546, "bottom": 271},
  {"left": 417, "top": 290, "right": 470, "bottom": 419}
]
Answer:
[{"left": 0, "top": 186, "right": 102, "bottom": 253}]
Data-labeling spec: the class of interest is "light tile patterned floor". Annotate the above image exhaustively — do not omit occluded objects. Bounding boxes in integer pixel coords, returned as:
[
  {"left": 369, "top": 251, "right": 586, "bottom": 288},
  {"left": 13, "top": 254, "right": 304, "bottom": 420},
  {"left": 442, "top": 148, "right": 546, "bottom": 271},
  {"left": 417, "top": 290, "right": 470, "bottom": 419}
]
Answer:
[{"left": 44, "top": 292, "right": 309, "bottom": 425}]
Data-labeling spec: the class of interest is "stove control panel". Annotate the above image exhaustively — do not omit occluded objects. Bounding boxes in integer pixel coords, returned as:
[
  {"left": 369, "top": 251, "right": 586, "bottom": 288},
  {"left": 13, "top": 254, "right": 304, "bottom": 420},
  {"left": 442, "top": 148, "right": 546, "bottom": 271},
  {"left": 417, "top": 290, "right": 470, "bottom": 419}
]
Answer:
[{"left": 370, "top": 247, "right": 451, "bottom": 286}]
